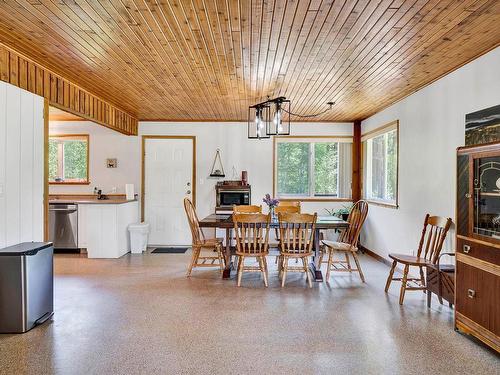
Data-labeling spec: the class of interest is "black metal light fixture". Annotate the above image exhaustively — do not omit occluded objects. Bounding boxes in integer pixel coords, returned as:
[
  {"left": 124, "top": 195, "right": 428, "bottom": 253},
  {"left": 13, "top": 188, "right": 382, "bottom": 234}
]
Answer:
[
  {"left": 267, "top": 97, "right": 291, "bottom": 136},
  {"left": 248, "top": 97, "right": 334, "bottom": 139},
  {"left": 247, "top": 103, "right": 270, "bottom": 139}
]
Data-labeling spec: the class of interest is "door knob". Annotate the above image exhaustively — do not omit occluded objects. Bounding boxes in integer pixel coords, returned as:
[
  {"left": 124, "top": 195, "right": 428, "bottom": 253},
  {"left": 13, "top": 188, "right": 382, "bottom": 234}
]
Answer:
[
  {"left": 187, "top": 182, "right": 191, "bottom": 186},
  {"left": 465, "top": 193, "right": 471, "bottom": 198},
  {"left": 186, "top": 190, "right": 191, "bottom": 194}
]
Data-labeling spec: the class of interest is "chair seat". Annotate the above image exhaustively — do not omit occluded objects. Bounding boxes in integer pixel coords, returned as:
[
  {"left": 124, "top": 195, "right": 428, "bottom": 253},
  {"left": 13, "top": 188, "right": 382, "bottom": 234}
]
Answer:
[
  {"left": 322, "top": 240, "right": 357, "bottom": 252},
  {"left": 388, "top": 253, "right": 431, "bottom": 266}
]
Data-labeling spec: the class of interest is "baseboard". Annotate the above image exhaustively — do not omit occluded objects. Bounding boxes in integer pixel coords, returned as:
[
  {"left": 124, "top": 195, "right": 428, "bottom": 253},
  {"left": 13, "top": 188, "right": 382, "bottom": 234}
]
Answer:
[{"left": 359, "top": 244, "right": 392, "bottom": 267}]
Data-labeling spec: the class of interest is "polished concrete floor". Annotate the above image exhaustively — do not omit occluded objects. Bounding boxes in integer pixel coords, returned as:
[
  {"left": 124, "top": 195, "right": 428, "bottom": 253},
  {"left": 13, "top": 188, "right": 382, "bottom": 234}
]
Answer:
[{"left": 0, "top": 251, "right": 498, "bottom": 375}]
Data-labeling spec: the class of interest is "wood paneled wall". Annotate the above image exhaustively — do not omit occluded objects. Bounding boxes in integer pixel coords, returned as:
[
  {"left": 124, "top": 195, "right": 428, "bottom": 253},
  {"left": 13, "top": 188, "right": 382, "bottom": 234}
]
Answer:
[
  {"left": 0, "top": 81, "right": 44, "bottom": 248},
  {"left": 0, "top": 44, "right": 138, "bottom": 135}
]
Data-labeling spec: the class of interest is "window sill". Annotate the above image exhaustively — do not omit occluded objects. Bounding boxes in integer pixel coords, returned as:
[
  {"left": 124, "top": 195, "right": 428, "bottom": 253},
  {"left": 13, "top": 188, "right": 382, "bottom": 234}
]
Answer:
[
  {"left": 49, "top": 181, "right": 91, "bottom": 185},
  {"left": 279, "top": 197, "right": 353, "bottom": 202},
  {"left": 364, "top": 199, "right": 398, "bottom": 209}
]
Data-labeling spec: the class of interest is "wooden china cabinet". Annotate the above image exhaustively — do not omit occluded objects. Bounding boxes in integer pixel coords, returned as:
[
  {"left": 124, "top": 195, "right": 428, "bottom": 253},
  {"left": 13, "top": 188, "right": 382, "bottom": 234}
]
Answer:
[{"left": 455, "top": 141, "right": 500, "bottom": 352}]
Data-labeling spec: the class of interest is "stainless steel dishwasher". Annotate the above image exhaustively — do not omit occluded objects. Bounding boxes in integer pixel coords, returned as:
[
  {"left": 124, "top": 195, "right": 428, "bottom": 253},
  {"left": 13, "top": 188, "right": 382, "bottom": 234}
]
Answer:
[{"left": 49, "top": 203, "right": 78, "bottom": 249}]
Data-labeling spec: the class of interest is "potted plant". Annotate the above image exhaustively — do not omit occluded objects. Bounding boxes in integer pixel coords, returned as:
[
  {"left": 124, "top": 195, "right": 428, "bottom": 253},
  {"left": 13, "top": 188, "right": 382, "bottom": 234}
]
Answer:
[{"left": 325, "top": 204, "right": 352, "bottom": 221}]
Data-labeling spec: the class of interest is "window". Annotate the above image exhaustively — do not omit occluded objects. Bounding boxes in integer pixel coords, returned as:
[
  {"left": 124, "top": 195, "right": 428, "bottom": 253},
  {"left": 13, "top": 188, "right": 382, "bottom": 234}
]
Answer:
[
  {"left": 49, "top": 135, "right": 89, "bottom": 184},
  {"left": 274, "top": 137, "right": 352, "bottom": 200},
  {"left": 362, "top": 121, "right": 398, "bottom": 206}
]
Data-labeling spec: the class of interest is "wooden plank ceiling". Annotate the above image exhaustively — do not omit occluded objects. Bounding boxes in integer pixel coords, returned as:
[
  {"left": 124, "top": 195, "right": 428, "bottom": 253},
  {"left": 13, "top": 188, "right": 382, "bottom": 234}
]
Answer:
[{"left": 0, "top": 0, "right": 499, "bottom": 123}]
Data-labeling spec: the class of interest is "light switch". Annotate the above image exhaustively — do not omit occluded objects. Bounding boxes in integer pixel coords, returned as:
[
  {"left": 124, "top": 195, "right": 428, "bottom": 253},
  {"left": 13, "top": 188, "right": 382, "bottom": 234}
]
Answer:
[{"left": 0, "top": 183, "right": 3, "bottom": 197}]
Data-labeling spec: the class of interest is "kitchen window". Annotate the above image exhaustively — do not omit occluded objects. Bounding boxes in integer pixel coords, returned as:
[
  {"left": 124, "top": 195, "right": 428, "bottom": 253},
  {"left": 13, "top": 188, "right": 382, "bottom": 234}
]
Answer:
[
  {"left": 362, "top": 121, "right": 399, "bottom": 207},
  {"left": 274, "top": 137, "right": 353, "bottom": 200},
  {"left": 49, "top": 134, "right": 89, "bottom": 184}
]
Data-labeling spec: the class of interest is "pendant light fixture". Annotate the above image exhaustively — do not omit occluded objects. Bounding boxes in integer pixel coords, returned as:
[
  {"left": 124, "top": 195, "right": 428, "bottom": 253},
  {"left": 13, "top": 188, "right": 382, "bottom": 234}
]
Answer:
[
  {"left": 247, "top": 103, "right": 270, "bottom": 139},
  {"left": 248, "top": 97, "right": 334, "bottom": 139},
  {"left": 267, "top": 97, "right": 290, "bottom": 136}
]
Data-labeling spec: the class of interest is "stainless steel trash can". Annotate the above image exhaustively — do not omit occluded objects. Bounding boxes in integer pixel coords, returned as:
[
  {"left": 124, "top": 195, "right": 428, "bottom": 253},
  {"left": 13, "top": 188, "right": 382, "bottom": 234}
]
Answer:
[{"left": 0, "top": 242, "right": 54, "bottom": 333}]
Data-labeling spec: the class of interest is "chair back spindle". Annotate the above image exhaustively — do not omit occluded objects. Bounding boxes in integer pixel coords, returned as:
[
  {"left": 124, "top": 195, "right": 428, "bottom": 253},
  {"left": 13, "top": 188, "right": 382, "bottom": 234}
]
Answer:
[
  {"left": 233, "top": 213, "right": 271, "bottom": 255},
  {"left": 338, "top": 200, "right": 369, "bottom": 248},
  {"left": 416, "top": 214, "right": 452, "bottom": 263},
  {"left": 184, "top": 198, "right": 205, "bottom": 246},
  {"left": 278, "top": 213, "right": 317, "bottom": 255}
]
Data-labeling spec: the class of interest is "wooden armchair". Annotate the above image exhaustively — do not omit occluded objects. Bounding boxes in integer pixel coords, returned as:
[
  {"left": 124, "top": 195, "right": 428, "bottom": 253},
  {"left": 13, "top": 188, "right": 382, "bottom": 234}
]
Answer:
[
  {"left": 321, "top": 200, "right": 369, "bottom": 282},
  {"left": 184, "top": 198, "right": 225, "bottom": 276},
  {"left": 233, "top": 213, "right": 271, "bottom": 287},
  {"left": 278, "top": 212, "right": 317, "bottom": 288},
  {"left": 385, "top": 214, "right": 452, "bottom": 305}
]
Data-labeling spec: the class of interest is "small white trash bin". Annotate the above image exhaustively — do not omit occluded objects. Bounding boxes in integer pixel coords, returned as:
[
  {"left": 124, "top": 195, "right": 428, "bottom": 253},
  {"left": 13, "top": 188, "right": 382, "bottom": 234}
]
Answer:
[{"left": 128, "top": 223, "right": 150, "bottom": 254}]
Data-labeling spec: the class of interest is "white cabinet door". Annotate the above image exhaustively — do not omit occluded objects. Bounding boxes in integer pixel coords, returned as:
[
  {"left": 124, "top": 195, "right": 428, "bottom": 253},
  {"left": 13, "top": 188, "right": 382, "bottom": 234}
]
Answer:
[{"left": 144, "top": 138, "right": 193, "bottom": 245}]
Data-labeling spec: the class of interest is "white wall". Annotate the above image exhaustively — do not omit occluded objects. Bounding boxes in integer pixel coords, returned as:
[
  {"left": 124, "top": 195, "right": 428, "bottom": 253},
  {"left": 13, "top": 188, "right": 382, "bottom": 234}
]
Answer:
[
  {"left": 49, "top": 121, "right": 141, "bottom": 196},
  {"left": 139, "top": 122, "right": 353, "bottom": 219},
  {"left": 361, "top": 46, "right": 500, "bottom": 259},
  {"left": 0, "top": 81, "right": 44, "bottom": 248},
  {"left": 50, "top": 120, "right": 353, "bottom": 221}
]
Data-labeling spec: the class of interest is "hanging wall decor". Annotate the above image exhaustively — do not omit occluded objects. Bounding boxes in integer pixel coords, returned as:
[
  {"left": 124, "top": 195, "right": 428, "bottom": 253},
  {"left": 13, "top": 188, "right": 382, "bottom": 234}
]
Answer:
[
  {"left": 209, "top": 149, "right": 225, "bottom": 177},
  {"left": 465, "top": 104, "right": 500, "bottom": 146}
]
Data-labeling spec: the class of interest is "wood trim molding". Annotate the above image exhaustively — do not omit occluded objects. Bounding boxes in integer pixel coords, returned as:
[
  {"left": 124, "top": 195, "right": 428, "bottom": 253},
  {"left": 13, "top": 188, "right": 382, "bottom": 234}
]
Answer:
[
  {"left": 141, "top": 136, "right": 197, "bottom": 221},
  {"left": 361, "top": 120, "right": 400, "bottom": 208},
  {"left": 48, "top": 134, "right": 90, "bottom": 185},
  {"left": 456, "top": 234, "right": 500, "bottom": 250},
  {"left": 43, "top": 99, "right": 49, "bottom": 242},
  {"left": 272, "top": 135, "right": 354, "bottom": 200},
  {"left": 361, "top": 120, "right": 399, "bottom": 139},
  {"left": 352, "top": 121, "right": 361, "bottom": 202},
  {"left": 0, "top": 43, "right": 138, "bottom": 135},
  {"left": 456, "top": 312, "right": 500, "bottom": 353},
  {"left": 456, "top": 253, "right": 500, "bottom": 276},
  {"left": 359, "top": 245, "right": 392, "bottom": 267}
]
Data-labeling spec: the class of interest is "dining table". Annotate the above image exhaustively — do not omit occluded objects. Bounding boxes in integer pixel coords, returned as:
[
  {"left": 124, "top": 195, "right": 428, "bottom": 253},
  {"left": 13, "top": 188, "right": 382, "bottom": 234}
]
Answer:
[{"left": 198, "top": 214, "right": 349, "bottom": 282}]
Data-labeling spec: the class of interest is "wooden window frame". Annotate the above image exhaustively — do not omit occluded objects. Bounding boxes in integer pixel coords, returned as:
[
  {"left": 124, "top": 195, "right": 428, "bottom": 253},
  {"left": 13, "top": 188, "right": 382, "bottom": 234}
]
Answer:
[
  {"left": 48, "top": 134, "right": 90, "bottom": 185},
  {"left": 273, "top": 135, "right": 354, "bottom": 202},
  {"left": 361, "top": 120, "right": 399, "bottom": 208}
]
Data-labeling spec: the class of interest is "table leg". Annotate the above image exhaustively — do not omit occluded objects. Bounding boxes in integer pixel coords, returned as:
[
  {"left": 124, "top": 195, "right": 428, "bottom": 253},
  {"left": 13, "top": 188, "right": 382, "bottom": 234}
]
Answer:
[
  {"left": 309, "top": 228, "right": 323, "bottom": 282},
  {"left": 222, "top": 228, "right": 232, "bottom": 279}
]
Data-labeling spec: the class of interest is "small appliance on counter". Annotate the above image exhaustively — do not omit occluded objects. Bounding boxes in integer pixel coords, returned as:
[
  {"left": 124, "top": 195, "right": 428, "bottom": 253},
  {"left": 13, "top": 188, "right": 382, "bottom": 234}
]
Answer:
[
  {"left": 0, "top": 242, "right": 54, "bottom": 333},
  {"left": 215, "top": 181, "right": 251, "bottom": 213}
]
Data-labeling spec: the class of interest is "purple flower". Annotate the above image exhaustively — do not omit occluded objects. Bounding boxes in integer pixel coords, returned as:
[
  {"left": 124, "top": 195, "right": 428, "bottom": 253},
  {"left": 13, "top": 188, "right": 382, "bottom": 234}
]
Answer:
[{"left": 263, "top": 194, "right": 279, "bottom": 208}]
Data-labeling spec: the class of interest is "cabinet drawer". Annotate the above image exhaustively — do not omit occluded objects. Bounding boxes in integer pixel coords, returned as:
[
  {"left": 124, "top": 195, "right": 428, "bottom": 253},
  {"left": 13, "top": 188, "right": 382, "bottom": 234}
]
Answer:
[
  {"left": 456, "top": 261, "right": 500, "bottom": 335},
  {"left": 457, "top": 238, "right": 500, "bottom": 266}
]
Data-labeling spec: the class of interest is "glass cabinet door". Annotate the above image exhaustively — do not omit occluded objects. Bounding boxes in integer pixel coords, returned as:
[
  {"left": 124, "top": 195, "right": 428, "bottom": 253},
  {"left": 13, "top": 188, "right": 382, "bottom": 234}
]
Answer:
[{"left": 472, "top": 154, "right": 500, "bottom": 240}]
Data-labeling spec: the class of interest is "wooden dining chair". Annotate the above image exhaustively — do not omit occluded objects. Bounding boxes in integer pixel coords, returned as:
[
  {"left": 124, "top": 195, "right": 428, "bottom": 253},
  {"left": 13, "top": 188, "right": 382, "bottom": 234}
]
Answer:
[
  {"left": 273, "top": 203, "right": 302, "bottom": 264},
  {"left": 233, "top": 213, "right": 271, "bottom": 287},
  {"left": 321, "top": 200, "right": 369, "bottom": 283},
  {"left": 184, "top": 198, "right": 225, "bottom": 276},
  {"left": 277, "top": 212, "right": 317, "bottom": 288},
  {"left": 385, "top": 214, "right": 452, "bottom": 305},
  {"left": 276, "top": 201, "right": 301, "bottom": 213},
  {"left": 233, "top": 205, "right": 262, "bottom": 213}
]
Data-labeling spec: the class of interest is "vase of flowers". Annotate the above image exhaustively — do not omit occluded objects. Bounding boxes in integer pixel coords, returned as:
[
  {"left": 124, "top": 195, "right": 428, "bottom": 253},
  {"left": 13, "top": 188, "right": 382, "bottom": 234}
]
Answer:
[{"left": 263, "top": 194, "right": 279, "bottom": 219}]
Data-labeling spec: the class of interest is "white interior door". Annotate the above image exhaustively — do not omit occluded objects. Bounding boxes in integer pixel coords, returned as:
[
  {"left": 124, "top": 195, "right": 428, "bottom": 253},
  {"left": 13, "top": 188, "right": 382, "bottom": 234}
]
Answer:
[{"left": 144, "top": 137, "right": 194, "bottom": 245}]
